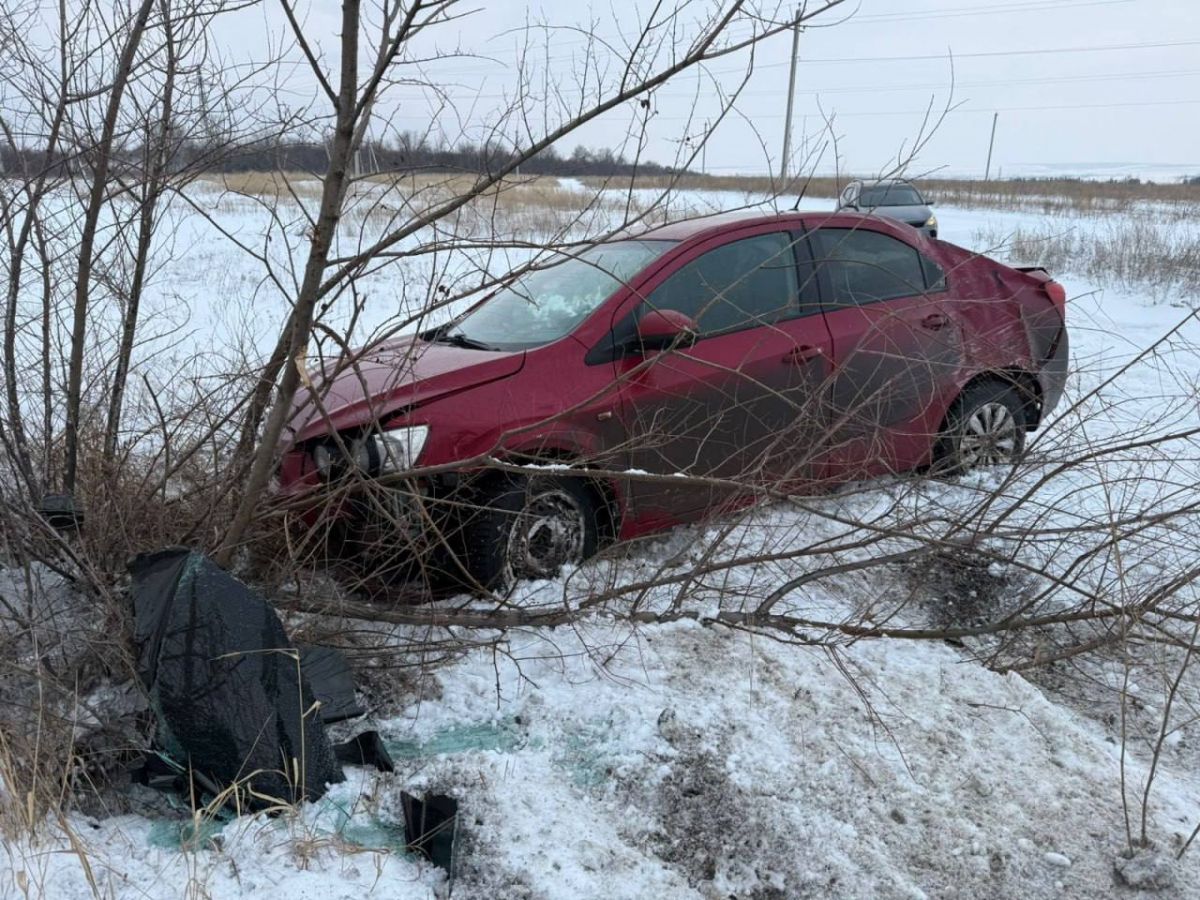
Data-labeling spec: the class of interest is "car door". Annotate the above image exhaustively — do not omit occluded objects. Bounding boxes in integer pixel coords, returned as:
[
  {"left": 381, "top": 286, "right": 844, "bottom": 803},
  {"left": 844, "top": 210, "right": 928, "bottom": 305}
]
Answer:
[
  {"left": 607, "top": 229, "right": 833, "bottom": 524},
  {"left": 809, "top": 225, "right": 964, "bottom": 479}
]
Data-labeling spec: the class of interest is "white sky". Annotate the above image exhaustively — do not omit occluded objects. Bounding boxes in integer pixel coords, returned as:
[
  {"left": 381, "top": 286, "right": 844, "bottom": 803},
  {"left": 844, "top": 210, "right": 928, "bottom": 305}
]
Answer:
[{"left": 215, "top": 0, "right": 1200, "bottom": 179}]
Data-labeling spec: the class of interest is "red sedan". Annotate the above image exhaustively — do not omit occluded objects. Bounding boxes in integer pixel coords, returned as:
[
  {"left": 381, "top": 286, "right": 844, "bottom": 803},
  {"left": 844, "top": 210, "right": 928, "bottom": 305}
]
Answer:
[{"left": 278, "top": 211, "right": 1068, "bottom": 588}]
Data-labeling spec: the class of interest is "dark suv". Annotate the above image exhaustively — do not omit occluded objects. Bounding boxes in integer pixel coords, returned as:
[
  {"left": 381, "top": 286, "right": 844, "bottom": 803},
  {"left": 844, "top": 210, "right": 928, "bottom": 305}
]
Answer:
[{"left": 837, "top": 179, "right": 937, "bottom": 237}]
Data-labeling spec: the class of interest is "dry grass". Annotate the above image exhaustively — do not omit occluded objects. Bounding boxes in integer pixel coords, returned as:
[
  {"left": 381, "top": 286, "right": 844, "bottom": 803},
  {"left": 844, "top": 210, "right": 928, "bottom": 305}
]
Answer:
[
  {"left": 583, "top": 173, "right": 1200, "bottom": 216},
  {"left": 198, "top": 171, "right": 662, "bottom": 236},
  {"left": 972, "top": 219, "right": 1200, "bottom": 298},
  {"left": 197, "top": 167, "right": 1200, "bottom": 298},
  {"left": 0, "top": 565, "right": 125, "bottom": 842},
  {"left": 200, "top": 170, "right": 1200, "bottom": 217},
  {"left": 580, "top": 172, "right": 816, "bottom": 197},
  {"left": 204, "top": 170, "right": 613, "bottom": 208},
  {"left": 197, "top": 170, "right": 325, "bottom": 200},
  {"left": 341, "top": 173, "right": 667, "bottom": 238},
  {"left": 919, "top": 177, "right": 1200, "bottom": 217}
]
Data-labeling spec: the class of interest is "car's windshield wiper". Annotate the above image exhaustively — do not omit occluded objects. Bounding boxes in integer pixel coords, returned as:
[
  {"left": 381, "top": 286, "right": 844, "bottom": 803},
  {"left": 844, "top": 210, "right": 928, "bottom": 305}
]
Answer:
[{"left": 432, "top": 330, "right": 498, "bottom": 351}]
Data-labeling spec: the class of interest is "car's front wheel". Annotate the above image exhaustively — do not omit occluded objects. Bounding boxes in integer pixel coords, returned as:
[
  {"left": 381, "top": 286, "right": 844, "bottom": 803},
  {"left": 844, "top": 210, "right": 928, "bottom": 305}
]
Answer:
[
  {"left": 933, "top": 380, "right": 1028, "bottom": 475},
  {"left": 457, "top": 474, "right": 601, "bottom": 590}
]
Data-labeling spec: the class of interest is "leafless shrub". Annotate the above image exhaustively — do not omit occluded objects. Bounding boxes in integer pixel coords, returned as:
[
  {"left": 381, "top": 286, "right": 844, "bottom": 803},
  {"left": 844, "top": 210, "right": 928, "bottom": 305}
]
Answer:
[
  {"left": 0, "top": 550, "right": 139, "bottom": 838},
  {"left": 4, "top": 0, "right": 1200, "bottom": 885},
  {"left": 973, "top": 219, "right": 1200, "bottom": 299}
]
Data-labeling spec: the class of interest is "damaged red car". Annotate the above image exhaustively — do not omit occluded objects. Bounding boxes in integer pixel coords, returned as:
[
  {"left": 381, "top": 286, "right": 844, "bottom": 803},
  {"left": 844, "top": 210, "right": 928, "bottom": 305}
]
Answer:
[{"left": 278, "top": 211, "right": 1069, "bottom": 588}]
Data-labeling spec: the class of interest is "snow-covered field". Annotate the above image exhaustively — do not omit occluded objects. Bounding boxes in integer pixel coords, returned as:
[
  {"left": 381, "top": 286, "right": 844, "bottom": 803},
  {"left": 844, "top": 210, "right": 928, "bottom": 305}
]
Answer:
[{"left": 4, "top": 182, "right": 1200, "bottom": 898}]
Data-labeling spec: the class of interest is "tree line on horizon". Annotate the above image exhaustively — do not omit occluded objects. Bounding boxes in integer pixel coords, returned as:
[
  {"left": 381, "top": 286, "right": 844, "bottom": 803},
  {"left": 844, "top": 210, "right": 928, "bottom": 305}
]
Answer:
[{"left": 0, "top": 131, "right": 683, "bottom": 179}]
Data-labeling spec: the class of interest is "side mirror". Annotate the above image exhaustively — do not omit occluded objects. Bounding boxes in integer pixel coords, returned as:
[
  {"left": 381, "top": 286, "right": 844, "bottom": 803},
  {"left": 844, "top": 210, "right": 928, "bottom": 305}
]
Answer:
[{"left": 636, "top": 309, "right": 699, "bottom": 352}]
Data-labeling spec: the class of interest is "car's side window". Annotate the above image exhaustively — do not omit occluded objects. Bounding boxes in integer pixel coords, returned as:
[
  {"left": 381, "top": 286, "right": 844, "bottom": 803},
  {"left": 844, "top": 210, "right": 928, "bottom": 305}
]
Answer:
[
  {"left": 813, "top": 228, "right": 929, "bottom": 307},
  {"left": 642, "top": 232, "right": 799, "bottom": 336},
  {"left": 922, "top": 254, "right": 947, "bottom": 292},
  {"left": 794, "top": 231, "right": 824, "bottom": 317}
]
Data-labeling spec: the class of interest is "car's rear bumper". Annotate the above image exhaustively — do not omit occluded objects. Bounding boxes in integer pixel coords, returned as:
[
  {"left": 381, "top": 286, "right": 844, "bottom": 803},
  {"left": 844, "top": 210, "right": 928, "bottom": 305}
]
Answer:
[{"left": 1037, "top": 321, "right": 1070, "bottom": 422}]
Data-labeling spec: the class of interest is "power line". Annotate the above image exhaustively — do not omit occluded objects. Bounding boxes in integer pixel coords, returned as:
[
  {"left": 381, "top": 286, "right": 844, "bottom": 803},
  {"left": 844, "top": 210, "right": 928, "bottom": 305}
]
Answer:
[
  {"left": 650, "top": 96, "right": 1200, "bottom": 122},
  {"left": 373, "top": 94, "right": 1200, "bottom": 126},
  {"left": 669, "top": 66, "right": 1200, "bottom": 100},
  {"left": 400, "top": 8, "right": 1173, "bottom": 77},
  {"left": 401, "top": 35, "right": 1200, "bottom": 84},
  {"left": 734, "top": 38, "right": 1200, "bottom": 69},
  {"left": 845, "top": 0, "right": 1133, "bottom": 24},
  {"left": 459, "top": 0, "right": 1135, "bottom": 62},
  {"left": 355, "top": 66, "right": 1200, "bottom": 107}
]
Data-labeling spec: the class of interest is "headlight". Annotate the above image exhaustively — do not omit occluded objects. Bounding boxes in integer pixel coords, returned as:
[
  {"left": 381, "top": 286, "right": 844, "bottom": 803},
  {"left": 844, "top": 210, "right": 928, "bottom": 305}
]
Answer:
[
  {"left": 310, "top": 439, "right": 371, "bottom": 477},
  {"left": 312, "top": 443, "right": 334, "bottom": 477},
  {"left": 925, "top": 213, "right": 938, "bottom": 229},
  {"left": 310, "top": 425, "right": 428, "bottom": 479},
  {"left": 370, "top": 424, "right": 428, "bottom": 474}
]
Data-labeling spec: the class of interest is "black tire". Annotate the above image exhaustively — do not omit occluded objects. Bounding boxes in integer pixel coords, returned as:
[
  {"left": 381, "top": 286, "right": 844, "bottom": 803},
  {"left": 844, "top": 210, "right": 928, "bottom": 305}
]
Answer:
[
  {"left": 932, "top": 380, "right": 1028, "bottom": 475},
  {"left": 455, "top": 474, "right": 602, "bottom": 590},
  {"left": 331, "top": 486, "right": 453, "bottom": 592}
]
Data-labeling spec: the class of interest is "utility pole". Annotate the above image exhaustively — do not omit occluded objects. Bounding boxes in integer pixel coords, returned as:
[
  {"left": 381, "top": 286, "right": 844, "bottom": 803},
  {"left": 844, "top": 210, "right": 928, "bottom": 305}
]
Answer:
[
  {"left": 702, "top": 119, "right": 709, "bottom": 175},
  {"left": 779, "top": 5, "right": 801, "bottom": 181},
  {"left": 984, "top": 112, "right": 999, "bottom": 181}
]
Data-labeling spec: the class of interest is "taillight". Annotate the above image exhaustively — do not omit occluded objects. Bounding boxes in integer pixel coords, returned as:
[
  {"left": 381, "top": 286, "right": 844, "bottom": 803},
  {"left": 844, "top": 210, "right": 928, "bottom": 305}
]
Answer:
[{"left": 1045, "top": 280, "right": 1067, "bottom": 314}]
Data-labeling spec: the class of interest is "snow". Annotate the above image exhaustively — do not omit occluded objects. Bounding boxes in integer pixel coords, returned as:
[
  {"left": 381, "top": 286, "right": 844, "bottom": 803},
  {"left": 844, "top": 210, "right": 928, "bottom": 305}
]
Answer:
[
  {"left": 977, "top": 161, "right": 1200, "bottom": 184},
  {"left": 5, "top": 183, "right": 1200, "bottom": 897},
  {"left": 18, "top": 608, "right": 1197, "bottom": 897}
]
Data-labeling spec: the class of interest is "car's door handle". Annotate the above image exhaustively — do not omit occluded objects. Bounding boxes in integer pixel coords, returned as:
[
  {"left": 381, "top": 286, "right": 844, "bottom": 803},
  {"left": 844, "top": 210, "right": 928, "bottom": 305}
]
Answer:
[
  {"left": 921, "top": 312, "right": 950, "bottom": 331},
  {"left": 784, "top": 344, "right": 823, "bottom": 364}
]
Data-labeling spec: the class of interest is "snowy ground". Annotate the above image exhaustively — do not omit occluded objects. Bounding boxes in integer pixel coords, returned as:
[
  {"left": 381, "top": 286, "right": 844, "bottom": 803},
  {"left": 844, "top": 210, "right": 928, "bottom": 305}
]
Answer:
[{"left": 4, "top": 183, "right": 1200, "bottom": 898}]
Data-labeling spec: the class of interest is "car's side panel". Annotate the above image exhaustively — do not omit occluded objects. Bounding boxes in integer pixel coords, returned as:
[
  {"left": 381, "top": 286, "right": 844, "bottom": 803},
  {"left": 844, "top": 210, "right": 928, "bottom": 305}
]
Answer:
[
  {"left": 602, "top": 227, "right": 818, "bottom": 526},
  {"left": 817, "top": 302, "right": 963, "bottom": 477},
  {"left": 806, "top": 223, "right": 967, "bottom": 479},
  {"left": 569, "top": 222, "right": 833, "bottom": 532},
  {"left": 414, "top": 341, "right": 627, "bottom": 470},
  {"left": 611, "top": 327, "right": 802, "bottom": 525},
  {"left": 929, "top": 241, "right": 1067, "bottom": 420}
]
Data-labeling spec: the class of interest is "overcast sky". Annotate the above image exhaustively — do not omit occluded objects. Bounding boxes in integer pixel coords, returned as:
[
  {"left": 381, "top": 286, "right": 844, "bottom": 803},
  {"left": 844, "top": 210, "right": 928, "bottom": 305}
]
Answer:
[{"left": 218, "top": 0, "right": 1200, "bottom": 179}]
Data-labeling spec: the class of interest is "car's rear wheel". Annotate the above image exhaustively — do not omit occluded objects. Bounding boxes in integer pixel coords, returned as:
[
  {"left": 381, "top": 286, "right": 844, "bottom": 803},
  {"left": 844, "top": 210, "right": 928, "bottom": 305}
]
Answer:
[
  {"left": 933, "top": 380, "right": 1027, "bottom": 475},
  {"left": 457, "top": 474, "right": 601, "bottom": 590}
]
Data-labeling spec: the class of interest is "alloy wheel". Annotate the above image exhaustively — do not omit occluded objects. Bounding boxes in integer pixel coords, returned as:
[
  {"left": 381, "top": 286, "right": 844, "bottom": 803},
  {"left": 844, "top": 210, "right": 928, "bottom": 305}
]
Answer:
[
  {"left": 506, "top": 489, "right": 587, "bottom": 579},
  {"left": 959, "top": 401, "right": 1020, "bottom": 468}
]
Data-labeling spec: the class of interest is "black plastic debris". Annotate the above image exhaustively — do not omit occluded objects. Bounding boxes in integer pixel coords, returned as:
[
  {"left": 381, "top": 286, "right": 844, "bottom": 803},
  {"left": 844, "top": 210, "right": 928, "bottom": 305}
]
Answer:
[
  {"left": 130, "top": 751, "right": 191, "bottom": 794},
  {"left": 130, "top": 548, "right": 344, "bottom": 809},
  {"left": 37, "top": 492, "right": 83, "bottom": 532},
  {"left": 300, "top": 645, "right": 365, "bottom": 723},
  {"left": 402, "top": 792, "right": 459, "bottom": 873},
  {"left": 334, "top": 730, "right": 395, "bottom": 773}
]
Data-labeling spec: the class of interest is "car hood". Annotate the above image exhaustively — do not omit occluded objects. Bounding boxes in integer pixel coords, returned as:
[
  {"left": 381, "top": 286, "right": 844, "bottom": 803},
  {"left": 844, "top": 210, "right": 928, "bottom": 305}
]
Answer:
[
  {"left": 863, "top": 203, "right": 933, "bottom": 224},
  {"left": 285, "top": 336, "right": 525, "bottom": 444}
]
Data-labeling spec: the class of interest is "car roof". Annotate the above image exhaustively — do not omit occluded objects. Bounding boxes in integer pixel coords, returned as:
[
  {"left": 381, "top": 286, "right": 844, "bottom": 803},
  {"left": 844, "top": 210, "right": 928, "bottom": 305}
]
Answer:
[
  {"left": 635, "top": 209, "right": 915, "bottom": 243},
  {"left": 636, "top": 210, "right": 807, "bottom": 241}
]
